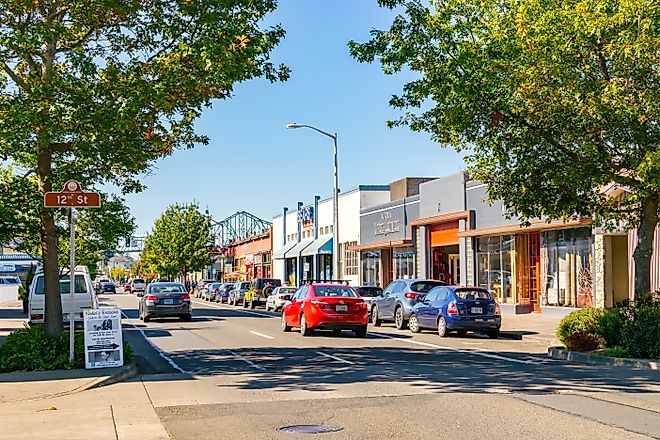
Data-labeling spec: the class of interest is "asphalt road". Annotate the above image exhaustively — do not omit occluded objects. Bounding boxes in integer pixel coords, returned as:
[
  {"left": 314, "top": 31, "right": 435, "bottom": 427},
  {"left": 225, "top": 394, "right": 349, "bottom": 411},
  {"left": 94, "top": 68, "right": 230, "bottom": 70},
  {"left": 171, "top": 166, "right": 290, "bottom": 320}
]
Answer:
[{"left": 102, "top": 293, "right": 660, "bottom": 440}]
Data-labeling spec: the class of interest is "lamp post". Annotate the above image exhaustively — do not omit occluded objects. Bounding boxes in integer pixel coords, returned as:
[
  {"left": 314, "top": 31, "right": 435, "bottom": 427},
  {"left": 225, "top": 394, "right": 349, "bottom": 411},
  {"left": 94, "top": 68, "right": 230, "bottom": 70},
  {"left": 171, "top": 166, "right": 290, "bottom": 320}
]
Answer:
[{"left": 286, "top": 123, "right": 339, "bottom": 281}]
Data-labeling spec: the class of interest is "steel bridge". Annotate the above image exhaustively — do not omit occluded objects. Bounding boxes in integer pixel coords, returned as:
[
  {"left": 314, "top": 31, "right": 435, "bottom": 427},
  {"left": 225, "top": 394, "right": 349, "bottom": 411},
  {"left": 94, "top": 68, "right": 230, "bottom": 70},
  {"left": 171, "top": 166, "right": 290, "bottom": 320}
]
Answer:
[{"left": 212, "top": 211, "right": 271, "bottom": 247}]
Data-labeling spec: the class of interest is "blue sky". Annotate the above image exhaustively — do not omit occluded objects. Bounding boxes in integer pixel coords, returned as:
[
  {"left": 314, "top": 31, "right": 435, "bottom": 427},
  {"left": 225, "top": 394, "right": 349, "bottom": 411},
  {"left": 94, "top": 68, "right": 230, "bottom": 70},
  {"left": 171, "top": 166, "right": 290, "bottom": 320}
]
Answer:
[{"left": 123, "top": 0, "right": 465, "bottom": 234}]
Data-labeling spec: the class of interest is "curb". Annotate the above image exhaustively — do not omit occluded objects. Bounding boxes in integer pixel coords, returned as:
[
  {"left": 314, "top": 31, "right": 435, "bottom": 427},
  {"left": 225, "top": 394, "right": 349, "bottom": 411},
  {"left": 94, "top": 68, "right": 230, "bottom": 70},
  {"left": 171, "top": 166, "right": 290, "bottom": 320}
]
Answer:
[
  {"left": 78, "top": 361, "right": 138, "bottom": 391},
  {"left": 548, "top": 347, "right": 659, "bottom": 370}
]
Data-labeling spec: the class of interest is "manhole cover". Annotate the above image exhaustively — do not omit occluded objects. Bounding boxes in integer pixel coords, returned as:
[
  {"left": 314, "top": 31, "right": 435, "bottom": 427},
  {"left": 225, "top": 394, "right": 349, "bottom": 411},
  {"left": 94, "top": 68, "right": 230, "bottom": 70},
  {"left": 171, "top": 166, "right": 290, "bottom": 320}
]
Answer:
[{"left": 277, "top": 425, "right": 343, "bottom": 434}]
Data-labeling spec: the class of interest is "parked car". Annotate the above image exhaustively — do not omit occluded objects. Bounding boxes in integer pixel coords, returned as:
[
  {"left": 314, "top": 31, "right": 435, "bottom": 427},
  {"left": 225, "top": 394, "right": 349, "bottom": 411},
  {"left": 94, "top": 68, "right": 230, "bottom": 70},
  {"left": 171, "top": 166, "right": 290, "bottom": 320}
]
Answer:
[
  {"left": 138, "top": 282, "right": 192, "bottom": 323},
  {"left": 228, "top": 281, "right": 251, "bottom": 306},
  {"left": 123, "top": 282, "right": 131, "bottom": 293},
  {"left": 28, "top": 266, "right": 98, "bottom": 324},
  {"left": 353, "top": 286, "right": 383, "bottom": 321},
  {"left": 0, "top": 276, "right": 21, "bottom": 285},
  {"left": 130, "top": 278, "right": 146, "bottom": 294},
  {"left": 96, "top": 279, "right": 116, "bottom": 294},
  {"left": 194, "top": 279, "right": 216, "bottom": 298},
  {"left": 281, "top": 283, "right": 368, "bottom": 337},
  {"left": 215, "top": 283, "right": 233, "bottom": 303},
  {"left": 371, "top": 279, "right": 446, "bottom": 329},
  {"left": 265, "top": 286, "right": 297, "bottom": 312},
  {"left": 203, "top": 282, "right": 224, "bottom": 302},
  {"left": 244, "top": 278, "right": 282, "bottom": 309},
  {"left": 408, "top": 286, "right": 501, "bottom": 338}
]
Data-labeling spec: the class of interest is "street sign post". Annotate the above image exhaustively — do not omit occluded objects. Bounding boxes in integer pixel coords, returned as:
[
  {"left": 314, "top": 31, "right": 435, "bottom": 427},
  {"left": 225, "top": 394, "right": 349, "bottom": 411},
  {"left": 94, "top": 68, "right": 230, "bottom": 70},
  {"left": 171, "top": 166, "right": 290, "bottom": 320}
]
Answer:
[
  {"left": 83, "top": 308, "right": 123, "bottom": 369},
  {"left": 44, "top": 180, "right": 100, "bottom": 363}
]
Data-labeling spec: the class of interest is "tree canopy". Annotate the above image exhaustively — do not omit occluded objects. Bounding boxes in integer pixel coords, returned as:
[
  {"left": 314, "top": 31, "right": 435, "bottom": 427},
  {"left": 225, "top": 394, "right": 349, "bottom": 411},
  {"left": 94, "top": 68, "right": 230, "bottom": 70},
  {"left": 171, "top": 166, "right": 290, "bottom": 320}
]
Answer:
[
  {"left": 0, "top": 0, "right": 288, "bottom": 335},
  {"left": 349, "top": 0, "right": 660, "bottom": 295},
  {"left": 141, "top": 203, "right": 212, "bottom": 281}
]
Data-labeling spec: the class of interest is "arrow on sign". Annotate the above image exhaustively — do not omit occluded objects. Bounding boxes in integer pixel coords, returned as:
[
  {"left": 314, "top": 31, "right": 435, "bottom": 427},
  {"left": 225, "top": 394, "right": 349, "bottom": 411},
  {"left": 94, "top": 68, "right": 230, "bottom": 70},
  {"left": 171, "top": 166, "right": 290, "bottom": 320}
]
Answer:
[{"left": 87, "top": 343, "right": 120, "bottom": 351}]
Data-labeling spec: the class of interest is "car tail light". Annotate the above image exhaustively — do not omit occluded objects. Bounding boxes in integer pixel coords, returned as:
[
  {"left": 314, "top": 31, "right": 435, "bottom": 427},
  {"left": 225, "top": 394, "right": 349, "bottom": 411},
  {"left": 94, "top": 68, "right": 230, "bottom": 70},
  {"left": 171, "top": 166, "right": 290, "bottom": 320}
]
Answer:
[
  {"left": 144, "top": 295, "right": 158, "bottom": 301},
  {"left": 31, "top": 314, "right": 43, "bottom": 320},
  {"left": 180, "top": 294, "right": 191, "bottom": 300},
  {"left": 278, "top": 295, "right": 285, "bottom": 299},
  {"left": 447, "top": 301, "right": 459, "bottom": 315},
  {"left": 495, "top": 303, "right": 501, "bottom": 315},
  {"left": 404, "top": 292, "right": 420, "bottom": 299}
]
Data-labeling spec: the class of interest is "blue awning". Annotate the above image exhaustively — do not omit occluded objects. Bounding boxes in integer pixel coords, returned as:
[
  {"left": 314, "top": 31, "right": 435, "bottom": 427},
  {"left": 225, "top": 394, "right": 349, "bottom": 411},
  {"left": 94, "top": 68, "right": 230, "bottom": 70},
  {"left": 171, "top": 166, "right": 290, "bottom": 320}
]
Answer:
[{"left": 301, "top": 235, "right": 333, "bottom": 257}]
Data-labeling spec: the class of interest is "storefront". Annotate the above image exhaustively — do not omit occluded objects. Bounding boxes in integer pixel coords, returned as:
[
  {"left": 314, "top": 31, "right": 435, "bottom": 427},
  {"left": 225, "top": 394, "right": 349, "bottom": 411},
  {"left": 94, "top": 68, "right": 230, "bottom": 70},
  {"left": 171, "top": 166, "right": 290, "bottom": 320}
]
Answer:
[
  {"left": 225, "top": 230, "right": 272, "bottom": 282},
  {"left": 354, "top": 195, "right": 420, "bottom": 287}
]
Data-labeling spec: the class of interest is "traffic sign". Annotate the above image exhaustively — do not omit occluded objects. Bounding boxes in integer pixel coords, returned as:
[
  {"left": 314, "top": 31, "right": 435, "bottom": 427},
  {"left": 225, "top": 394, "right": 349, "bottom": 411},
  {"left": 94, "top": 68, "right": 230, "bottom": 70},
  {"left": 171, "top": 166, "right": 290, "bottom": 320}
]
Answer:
[{"left": 44, "top": 180, "right": 100, "bottom": 208}]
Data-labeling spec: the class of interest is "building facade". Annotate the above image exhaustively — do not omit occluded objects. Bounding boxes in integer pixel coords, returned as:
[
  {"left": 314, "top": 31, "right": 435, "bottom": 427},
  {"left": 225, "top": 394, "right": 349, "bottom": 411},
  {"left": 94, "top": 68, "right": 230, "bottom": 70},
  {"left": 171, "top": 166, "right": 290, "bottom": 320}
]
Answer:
[{"left": 272, "top": 185, "right": 390, "bottom": 286}]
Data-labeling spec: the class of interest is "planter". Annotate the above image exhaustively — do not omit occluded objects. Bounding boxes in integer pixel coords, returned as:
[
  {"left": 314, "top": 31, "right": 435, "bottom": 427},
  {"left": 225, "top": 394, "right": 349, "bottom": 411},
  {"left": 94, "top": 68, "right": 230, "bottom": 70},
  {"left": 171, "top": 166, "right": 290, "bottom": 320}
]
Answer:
[{"left": 548, "top": 346, "right": 659, "bottom": 370}]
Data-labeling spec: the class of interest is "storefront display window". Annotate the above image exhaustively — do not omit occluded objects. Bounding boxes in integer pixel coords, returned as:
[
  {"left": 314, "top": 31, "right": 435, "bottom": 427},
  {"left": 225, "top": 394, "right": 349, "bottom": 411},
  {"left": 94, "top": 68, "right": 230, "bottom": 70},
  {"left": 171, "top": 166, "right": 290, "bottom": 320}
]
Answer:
[
  {"left": 393, "top": 247, "right": 414, "bottom": 280},
  {"left": 361, "top": 251, "right": 381, "bottom": 286},
  {"left": 542, "top": 228, "right": 593, "bottom": 307},
  {"left": 476, "top": 236, "right": 514, "bottom": 303}
]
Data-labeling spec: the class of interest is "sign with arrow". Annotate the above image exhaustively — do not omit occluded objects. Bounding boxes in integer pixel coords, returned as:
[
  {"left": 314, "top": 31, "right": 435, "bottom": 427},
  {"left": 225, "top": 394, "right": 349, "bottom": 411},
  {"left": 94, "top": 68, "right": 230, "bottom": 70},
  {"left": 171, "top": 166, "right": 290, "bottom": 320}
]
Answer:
[{"left": 83, "top": 308, "right": 123, "bottom": 369}]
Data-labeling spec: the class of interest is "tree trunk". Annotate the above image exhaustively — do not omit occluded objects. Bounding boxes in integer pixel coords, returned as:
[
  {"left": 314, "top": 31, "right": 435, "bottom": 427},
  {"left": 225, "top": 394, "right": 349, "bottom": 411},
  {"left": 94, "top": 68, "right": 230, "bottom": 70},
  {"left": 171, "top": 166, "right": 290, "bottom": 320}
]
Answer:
[
  {"left": 37, "top": 149, "right": 63, "bottom": 336},
  {"left": 633, "top": 195, "right": 659, "bottom": 297}
]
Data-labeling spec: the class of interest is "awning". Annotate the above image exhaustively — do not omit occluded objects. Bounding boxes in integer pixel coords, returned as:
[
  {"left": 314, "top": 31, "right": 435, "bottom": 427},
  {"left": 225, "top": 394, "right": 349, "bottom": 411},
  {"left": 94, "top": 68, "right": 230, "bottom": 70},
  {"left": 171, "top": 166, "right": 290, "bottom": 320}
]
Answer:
[
  {"left": 348, "top": 239, "right": 412, "bottom": 251},
  {"left": 284, "top": 238, "right": 314, "bottom": 259},
  {"left": 301, "top": 235, "right": 333, "bottom": 257},
  {"left": 273, "top": 241, "right": 297, "bottom": 259}
]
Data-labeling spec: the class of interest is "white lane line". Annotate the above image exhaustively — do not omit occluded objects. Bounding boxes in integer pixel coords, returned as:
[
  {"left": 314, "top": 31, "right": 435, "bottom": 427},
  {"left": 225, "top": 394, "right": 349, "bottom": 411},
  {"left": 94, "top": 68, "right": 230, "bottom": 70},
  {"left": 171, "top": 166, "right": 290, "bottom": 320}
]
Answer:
[
  {"left": 191, "top": 299, "right": 276, "bottom": 319},
  {"left": 316, "top": 351, "right": 355, "bottom": 365},
  {"left": 227, "top": 349, "right": 266, "bottom": 371},
  {"left": 120, "top": 311, "right": 187, "bottom": 374},
  {"left": 250, "top": 330, "right": 274, "bottom": 340},
  {"left": 368, "top": 331, "right": 538, "bottom": 365}
]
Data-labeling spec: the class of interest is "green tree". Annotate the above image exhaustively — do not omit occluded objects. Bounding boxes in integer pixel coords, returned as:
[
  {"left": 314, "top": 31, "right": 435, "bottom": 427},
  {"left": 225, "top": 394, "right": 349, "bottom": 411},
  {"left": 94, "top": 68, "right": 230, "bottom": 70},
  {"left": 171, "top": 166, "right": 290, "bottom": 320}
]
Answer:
[
  {"left": 142, "top": 203, "right": 212, "bottom": 282},
  {"left": 349, "top": 0, "right": 659, "bottom": 296},
  {"left": 1, "top": 1, "right": 288, "bottom": 335}
]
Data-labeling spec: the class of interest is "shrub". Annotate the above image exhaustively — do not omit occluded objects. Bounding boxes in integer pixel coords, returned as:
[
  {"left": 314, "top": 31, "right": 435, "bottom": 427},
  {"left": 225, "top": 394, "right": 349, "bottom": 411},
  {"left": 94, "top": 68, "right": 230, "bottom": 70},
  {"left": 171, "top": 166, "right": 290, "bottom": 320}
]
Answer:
[
  {"left": 566, "top": 331, "right": 603, "bottom": 352},
  {"left": 556, "top": 307, "right": 605, "bottom": 347},
  {"left": 598, "top": 346, "right": 626, "bottom": 358},
  {"left": 597, "top": 308, "right": 624, "bottom": 348},
  {"left": 0, "top": 325, "right": 133, "bottom": 373},
  {"left": 619, "top": 294, "right": 660, "bottom": 359}
]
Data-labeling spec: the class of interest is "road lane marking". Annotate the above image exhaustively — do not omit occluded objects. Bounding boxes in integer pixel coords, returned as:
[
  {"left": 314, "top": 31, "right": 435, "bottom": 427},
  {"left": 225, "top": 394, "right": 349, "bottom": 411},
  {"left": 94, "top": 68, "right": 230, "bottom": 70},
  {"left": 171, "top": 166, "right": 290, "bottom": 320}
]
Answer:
[
  {"left": 461, "top": 341, "right": 484, "bottom": 345},
  {"left": 227, "top": 349, "right": 266, "bottom": 371},
  {"left": 120, "top": 311, "right": 187, "bottom": 374},
  {"left": 368, "top": 331, "right": 539, "bottom": 365},
  {"left": 250, "top": 331, "right": 274, "bottom": 340},
  {"left": 191, "top": 300, "right": 276, "bottom": 319},
  {"left": 316, "top": 351, "right": 355, "bottom": 365}
]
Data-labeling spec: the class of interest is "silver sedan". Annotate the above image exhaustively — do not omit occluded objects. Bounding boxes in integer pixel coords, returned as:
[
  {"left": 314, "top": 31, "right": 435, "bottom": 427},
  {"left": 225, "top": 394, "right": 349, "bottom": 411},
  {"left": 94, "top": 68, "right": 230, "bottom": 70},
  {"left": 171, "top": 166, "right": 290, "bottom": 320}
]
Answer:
[{"left": 265, "top": 286, "right": 297, "bottom": 312}]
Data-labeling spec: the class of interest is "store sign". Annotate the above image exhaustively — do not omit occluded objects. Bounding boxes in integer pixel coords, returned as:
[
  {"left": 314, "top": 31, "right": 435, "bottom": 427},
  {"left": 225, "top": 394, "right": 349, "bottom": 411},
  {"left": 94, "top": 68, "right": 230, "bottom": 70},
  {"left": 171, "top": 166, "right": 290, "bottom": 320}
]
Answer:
[
  {"left": 84, "top": 308, "right": 123, "bottom": 369},
  {"left": 0, "top": 264, "right": 17, "bottom": 272},
  {"left": 298, "top": 205, "right": 314, "bottom": 226},
  {"left": 374, "top": 211, "right": 401, "bottom": 237}
]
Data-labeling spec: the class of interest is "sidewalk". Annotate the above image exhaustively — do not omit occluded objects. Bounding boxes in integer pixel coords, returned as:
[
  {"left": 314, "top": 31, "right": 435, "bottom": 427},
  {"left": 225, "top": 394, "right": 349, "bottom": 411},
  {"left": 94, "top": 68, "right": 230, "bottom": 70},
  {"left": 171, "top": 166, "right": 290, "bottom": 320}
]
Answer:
[
  {"left": 0, "top": 300, "right": 27, "bottom": 347},
  {"left": 500, "top": 312, "right": 561, "bottom": 345}
]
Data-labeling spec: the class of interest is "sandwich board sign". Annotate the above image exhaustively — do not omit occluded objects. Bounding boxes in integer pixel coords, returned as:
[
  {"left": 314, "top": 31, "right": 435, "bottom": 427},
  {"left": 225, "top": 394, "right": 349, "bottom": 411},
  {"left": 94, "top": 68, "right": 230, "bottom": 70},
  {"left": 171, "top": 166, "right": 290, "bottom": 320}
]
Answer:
[{"left": 83, "top": 308, "right": 123, "bottom": 369}]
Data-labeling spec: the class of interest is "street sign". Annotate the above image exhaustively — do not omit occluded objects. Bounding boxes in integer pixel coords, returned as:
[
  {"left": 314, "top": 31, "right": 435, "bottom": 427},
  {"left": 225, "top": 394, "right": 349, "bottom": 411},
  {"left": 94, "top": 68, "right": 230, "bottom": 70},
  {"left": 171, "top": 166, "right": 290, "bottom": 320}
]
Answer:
[
  {"left": 84, "top": 308, "right": 123, "bottom": 369},
  {"left": 44, "top": 180, "right": 100, "bottom": 208}
]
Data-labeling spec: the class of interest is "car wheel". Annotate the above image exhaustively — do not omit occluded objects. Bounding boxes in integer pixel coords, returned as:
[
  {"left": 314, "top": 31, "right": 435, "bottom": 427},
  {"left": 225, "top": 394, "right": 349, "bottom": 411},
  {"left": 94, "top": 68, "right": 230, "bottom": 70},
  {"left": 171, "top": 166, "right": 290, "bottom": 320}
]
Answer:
[
  {"left": 456, "top": 330, "right": 468, "bottom": 337},
  {"left": 250, "top": 299, "right": 256, "bottom": 309},
  {"left": 265, "top": 304, "right": 270, "bottom": 312},
  {"left": 371, "top": 305, "right": 381, "bottom": 327},
  {"left": 300, "top": 314, "right": 313, "bottom": 337},
  {"left": 281, "top": 313, "right": 292, "bottom": 332},
  {"left": 437, "top": 316, "right": 448, "bottom": 337},
  {"left": 354, "top": 326, "right": 367, "bottom": 338},
  {"left": 486, "top": 329, "right": 500, "bottom": 339},
  {"left": 243, "top": 299, "right": 248, "bottom": 308},
  {"left": 143, "top": 315, "right": 151, "bottom": 323},
  {"left": 409, "top": 314, "right": 421, "bottom": 333},
  {"left": 394, "top": 306, "right": 407, "bottom": 330},
  {"left": 138, "top": 306, "right": 143, "bottom": 321}
]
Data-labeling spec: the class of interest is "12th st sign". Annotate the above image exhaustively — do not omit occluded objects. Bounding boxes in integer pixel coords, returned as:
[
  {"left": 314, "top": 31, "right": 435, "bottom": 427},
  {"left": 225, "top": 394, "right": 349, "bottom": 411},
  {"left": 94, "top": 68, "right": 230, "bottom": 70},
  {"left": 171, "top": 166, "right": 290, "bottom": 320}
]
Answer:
[{"left": 44, "top": 180, "right": 101, "bottom": 208}]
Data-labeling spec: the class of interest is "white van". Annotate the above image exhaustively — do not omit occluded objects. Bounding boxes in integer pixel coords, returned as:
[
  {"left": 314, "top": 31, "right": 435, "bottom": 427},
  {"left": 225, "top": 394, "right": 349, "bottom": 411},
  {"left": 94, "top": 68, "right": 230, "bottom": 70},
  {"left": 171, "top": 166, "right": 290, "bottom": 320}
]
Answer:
[{"left": 29, "top": 266, "right": 98, "bottom": 323}]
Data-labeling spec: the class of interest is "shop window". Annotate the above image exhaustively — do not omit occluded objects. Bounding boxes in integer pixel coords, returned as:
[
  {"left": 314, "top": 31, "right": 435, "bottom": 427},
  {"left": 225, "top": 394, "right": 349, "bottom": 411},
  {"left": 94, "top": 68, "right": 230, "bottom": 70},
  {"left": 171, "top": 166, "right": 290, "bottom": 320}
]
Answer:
[
  {"left": 476, "top": 236, "right": 513, "bottom": 304},
  {"left": 361, "top": 251, "right": 381, "bottom": 287},
  {"left": 393, "top": 247, "right": 414, "bottom": 279},
  {"left": 542, "top": 228, "right": 592, "bottom": 307},
  {"left": 342, "top": 241, "right": 358, "bottom": 276}
]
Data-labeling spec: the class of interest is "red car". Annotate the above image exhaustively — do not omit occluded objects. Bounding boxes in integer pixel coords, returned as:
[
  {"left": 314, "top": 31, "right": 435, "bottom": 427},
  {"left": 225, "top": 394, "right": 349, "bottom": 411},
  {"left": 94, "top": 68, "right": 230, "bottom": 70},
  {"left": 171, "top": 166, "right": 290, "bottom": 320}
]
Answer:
[
  {"left": 124, "top": 283, "right": 131, "bottom": 293},
  {"left": 281, "top": 283, "right": 368, "bottom": 337}
]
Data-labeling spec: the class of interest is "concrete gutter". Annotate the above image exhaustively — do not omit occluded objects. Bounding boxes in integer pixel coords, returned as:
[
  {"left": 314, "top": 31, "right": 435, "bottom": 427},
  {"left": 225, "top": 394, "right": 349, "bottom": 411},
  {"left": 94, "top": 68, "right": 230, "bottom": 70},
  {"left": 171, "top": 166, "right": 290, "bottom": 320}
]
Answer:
[{"left": 548, "top": 347, "right": 659, "bottom": 370}]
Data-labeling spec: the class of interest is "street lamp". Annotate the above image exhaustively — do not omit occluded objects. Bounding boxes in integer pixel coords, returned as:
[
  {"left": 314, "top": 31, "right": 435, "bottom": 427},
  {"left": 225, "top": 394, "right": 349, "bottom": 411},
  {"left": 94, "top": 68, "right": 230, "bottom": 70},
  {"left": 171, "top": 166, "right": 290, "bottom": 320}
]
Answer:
[{"left": 286, "top": 123, "right": 339, "bottom": 281}]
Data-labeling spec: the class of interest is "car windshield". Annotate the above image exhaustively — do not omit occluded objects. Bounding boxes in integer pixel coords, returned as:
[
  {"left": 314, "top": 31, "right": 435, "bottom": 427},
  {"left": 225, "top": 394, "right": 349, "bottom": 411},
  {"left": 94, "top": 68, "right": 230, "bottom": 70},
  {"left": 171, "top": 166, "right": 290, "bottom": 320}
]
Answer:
[
  {"left": 34, "top": 275, "right": 87, "bottom": 294},
  {"left": 240, "top": 282, "right": 250, "bottom": 289},
  {"left": 356, "top": 287, "right": 382, "bottom": 297},
  {"left": 455, "top": 289, "right": 492, "bottom": 300},
  {"left": 279, "top": 288, "right": 297, "bottom": 294},
  {"left": 314, "top": 286, "right": 358, "bottom": 298},
  {"left": 3, "top": 278, "right": 19, "bottom": 284},
  {"left": 210, "top": 283, "right": 222, "bottom": 289},
  {"left": 133, "top": 279, "right": 145, "bottom": 284},
  {"left": 410, "top": 281, "right": 445, "bottom": 293},
  {"left": 99, "top": 279, "right": 110, "bottom": 283},
  {"left": 150, "top": 284, "right": 185, "bottom": 293}
]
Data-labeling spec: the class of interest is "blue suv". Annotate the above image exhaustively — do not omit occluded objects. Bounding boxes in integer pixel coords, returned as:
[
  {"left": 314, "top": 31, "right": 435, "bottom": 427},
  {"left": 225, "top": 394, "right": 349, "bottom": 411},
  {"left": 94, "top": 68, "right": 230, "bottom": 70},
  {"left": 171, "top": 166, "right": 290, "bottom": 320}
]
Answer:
[
  {"left": 408, "top": 286, "right": 501, "bottom": 338},
  {"left": 371, "top": 279, "right": 446, "bottom": 330}
]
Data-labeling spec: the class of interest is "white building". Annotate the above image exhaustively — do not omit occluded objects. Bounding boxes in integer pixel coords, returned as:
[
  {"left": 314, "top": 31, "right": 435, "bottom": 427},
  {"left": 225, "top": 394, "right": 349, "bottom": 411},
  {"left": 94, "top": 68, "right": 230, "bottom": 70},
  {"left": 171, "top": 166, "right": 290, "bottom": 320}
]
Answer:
[{"left": 272, "top": 185, "right": 390, "bottom": 286}]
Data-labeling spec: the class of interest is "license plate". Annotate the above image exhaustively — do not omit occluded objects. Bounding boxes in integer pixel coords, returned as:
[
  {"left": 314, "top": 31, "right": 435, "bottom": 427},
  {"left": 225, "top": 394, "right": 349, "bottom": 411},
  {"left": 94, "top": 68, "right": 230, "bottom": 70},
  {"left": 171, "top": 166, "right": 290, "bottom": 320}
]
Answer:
[
  {"left": 336, "top": 305, "right": 348, "bottom": 312},
  {"left": 162, "top": 299, "right": 175, "bottom": 305},
  {"left": 471, "top": 307, "right": 482, "bottom": 314}
]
